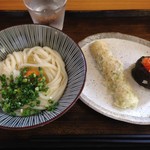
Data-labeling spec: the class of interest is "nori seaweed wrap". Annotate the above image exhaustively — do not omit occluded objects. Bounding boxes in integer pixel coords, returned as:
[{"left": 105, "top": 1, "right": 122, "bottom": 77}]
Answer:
[{"left": 131, "top": 56, "right": 150, "bottom": 89}]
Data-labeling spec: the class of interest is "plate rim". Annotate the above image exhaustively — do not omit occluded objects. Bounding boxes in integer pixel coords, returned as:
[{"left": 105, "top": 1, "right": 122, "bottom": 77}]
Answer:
[{"left": 78, "top": 32, "right": 150, "bottom": 125}]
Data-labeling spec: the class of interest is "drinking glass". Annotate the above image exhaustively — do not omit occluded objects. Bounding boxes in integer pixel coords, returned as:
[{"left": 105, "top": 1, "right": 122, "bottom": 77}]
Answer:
[{"left": 23, "top": 0, "right": 67, "bottom": 30}]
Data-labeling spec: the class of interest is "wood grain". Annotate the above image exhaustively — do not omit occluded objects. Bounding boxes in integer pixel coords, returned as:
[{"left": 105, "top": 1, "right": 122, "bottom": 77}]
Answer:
[
  {"left": 0, "top": 0, "right": 150, "bottom": 11},
  {"left": 0, "top": 10, "right": 150, "bottom": 148}
]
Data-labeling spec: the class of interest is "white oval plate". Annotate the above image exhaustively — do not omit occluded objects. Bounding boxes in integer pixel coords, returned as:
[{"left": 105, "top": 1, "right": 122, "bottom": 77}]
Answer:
[{"left": 78, "top": 32, "right": 150, "bottom": 125}]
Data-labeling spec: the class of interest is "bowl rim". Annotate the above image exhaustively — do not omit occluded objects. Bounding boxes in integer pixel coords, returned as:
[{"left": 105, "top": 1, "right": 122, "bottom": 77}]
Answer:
[{"left": 0, "top": 24, "right": 87, "bottom": 130}]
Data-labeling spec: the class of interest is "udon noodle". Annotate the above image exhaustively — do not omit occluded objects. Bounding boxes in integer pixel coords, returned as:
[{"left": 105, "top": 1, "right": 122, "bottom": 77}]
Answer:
[{"left": 0, "top": 46, "right": 68, "bottom": 116}]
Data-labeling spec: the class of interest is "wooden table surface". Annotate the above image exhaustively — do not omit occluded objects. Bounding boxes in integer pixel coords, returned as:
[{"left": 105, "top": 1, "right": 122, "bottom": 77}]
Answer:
[{"left": 0, "top": 10, "right": 150, "bottom": 149}]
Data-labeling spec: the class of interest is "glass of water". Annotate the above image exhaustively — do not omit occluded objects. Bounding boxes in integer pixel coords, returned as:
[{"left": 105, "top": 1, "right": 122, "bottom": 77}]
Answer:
[{"left": 23, "top": 0, "right": 67, "bottom": 30}]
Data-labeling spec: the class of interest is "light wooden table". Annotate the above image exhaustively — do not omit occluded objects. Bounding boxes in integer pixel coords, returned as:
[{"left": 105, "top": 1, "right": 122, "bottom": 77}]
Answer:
[{"left": 0, "top": 0, "right": 150, "bottom": 11}]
